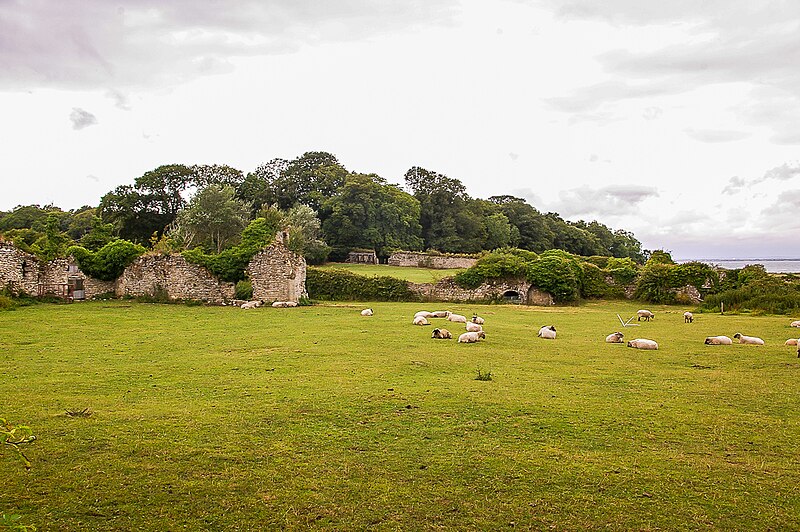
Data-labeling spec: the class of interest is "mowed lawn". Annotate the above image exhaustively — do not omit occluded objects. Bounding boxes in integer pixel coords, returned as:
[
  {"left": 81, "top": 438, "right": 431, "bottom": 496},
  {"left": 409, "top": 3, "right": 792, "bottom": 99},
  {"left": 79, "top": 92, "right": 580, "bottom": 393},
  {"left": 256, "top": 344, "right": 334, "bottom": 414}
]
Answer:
[
  {"left": 2, "top": 301, "right": 800, "bottom": 530},
  {"left": 311, "top": 263, "right": 464, "bottom": 283}
]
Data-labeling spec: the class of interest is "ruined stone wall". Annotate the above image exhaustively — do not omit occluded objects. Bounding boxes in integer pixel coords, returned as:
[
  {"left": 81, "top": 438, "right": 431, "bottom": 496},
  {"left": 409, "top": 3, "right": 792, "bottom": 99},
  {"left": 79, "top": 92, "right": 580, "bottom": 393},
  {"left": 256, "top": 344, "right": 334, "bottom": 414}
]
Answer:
[
  {"left": 39, "top": 259, "right": 116, "bottom": 298},
  {"left": 0, "top": 242, "right": 40, "bottom": 295},
  {"left": 117, "top": 254, "right": 235, "bottom": 303},
  {"left": 388, "top": 252, "right": 478, "bottom": 270},
  {"left": 408, "top": 276, "right": 553, "bottom": 305},
  {"left": 247, "top": 240, "right": 306, "bottom": 303}
]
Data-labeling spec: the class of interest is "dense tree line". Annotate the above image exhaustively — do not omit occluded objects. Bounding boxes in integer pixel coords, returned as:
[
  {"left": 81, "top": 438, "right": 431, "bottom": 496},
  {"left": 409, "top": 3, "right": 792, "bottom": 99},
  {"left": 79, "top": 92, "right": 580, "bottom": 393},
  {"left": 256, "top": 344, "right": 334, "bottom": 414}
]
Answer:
[{"left": 0, "top": 151, "right": 645, "bottom": 263}]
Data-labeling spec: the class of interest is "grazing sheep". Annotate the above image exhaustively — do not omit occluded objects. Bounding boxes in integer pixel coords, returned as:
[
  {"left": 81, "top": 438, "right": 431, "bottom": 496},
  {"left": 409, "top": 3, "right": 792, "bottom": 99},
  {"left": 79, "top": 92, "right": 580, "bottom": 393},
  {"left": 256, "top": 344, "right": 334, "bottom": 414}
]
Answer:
[
  {"left": 240, "top": 300, "right": 263, "bottom": 310},
  {"left": 791, "top": 320, "right": 800, "bottom": 328},
  {"left": 627, "top": 338, "right": 658, "bottom": 350},
  {"left": 448, "top": 313, "right": 468, "bottom": 323},
  {"left": 415, "top": 311, "right": 435, "bottom": 319},
  {"left": 684, "top": 312, "right": 694, "bottom": 323},
  {"left": 537, "top": 325, "right": 556, "bottom": 339},
  {"left": 784, "top": 339, "right": 798, "bottom": 346},
  {"left": 361, "top": 308, "right": 373, "bottom": 316},
  {"left": 458, "top": 331, "right": 486, "bottom": 343},
  {"left": 704, "top": 335, "right": 733, "bottom": 345},
  {"left": 733, "top": 333, "right": 764, "bottom": 345},
  {"left": 272, "top": 301, "right": 298, "bottom": 308},
  {"left": 431, "top": 328, "right": 452, "bottom": 339},
  {"left": 431, "top": 311, "right": 450, "bottom": 318},
  {"left": 605, "top": 332, "right": 624, "bottom": 343},
  {"left": 471, "top": 314, "right": 485, "bottom": 325},
  {"left": 465, "top": 322, "right": 483, "bottom": 333},
  {"left": 413, "top": 315, "right": 430, "bottom": 326},
  {"left": 637, "top": 309, "right": 655, "bottom": 322}
]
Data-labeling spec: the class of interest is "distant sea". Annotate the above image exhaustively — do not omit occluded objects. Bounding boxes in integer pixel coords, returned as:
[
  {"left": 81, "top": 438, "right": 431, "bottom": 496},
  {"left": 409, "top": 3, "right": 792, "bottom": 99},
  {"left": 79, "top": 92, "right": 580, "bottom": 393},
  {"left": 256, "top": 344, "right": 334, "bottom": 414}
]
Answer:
[{"left": 676, "top": 259, "right": 800, "bottom": 273}]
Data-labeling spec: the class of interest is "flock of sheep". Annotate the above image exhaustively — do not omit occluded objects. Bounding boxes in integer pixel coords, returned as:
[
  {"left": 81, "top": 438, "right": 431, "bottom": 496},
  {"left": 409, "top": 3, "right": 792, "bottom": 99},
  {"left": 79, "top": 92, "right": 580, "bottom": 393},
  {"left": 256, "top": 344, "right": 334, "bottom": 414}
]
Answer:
[{"left": 361, "top": 306, "right": 800, "bottom": 356}]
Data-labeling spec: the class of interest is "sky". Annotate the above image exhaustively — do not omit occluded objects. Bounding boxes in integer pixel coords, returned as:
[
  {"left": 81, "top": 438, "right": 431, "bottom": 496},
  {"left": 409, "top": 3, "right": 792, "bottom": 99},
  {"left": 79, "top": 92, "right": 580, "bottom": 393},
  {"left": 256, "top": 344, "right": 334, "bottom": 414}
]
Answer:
[{"left": 1, "top": 0, "right": 799, "bottom": 259}]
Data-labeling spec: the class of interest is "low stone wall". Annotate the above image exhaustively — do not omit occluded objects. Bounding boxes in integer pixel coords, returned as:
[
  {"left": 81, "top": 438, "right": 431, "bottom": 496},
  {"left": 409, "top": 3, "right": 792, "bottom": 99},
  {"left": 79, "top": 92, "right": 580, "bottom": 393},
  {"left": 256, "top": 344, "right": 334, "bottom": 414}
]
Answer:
[
  {"left": 0, "top": 242, "right": 38, "bottom": 295},
  {"left": 388, "top": 252, "right": 478, "bottom": 270},
  {"left": 117, "top": 254, "right": 235, "bottom": 303},
  {"left": 246, "top": 240, "right": 307, "bottom": 303},
  {"left": 40, "top": 259, "right": 116, "bottom": 299},
  {"left": 408, "top": 277, "right": 554, "bottom": 305}
]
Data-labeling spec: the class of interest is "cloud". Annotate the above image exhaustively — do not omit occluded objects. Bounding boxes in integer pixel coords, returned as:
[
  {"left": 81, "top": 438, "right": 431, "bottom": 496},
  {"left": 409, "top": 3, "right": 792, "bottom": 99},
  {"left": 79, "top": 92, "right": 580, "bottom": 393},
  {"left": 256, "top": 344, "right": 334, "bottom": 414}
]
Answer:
[
  {"left": 684, "top": 128, "right": 751, "bottom": 143},
  {"left": 549, "top": 184, "right": 659, "bottom": 217},
  {"left": 642, "top": 106, "right": 662, "bottom": 120},
  {"left": 541, "top": 1, "right": 800, "bottom": 143},
  {"left": 508, "top": 152, "right": 519, "bottom": 161},
  {"left": 721, "top": 176, "right": 745, "bottom": 195},
  {"left": 757, "top": 190, "right": 800, "bottom": 231},
  {"left": 69, "top": 108, "right": 98, "bottom": 130},
  {"left": 0, "top": 1, "right": 459, "bottom": 92},
  {"left": 105, "top": 89, "right": 131, "bottom": 110},
  {"left": 758, "top": 162, "right": 800, "bottom": 183}
]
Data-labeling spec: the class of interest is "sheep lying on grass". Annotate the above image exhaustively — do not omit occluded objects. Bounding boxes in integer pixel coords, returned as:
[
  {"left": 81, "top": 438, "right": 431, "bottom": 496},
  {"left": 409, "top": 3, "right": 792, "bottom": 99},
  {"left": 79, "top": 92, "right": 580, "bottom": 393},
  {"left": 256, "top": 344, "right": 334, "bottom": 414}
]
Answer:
[
  {"left": 361, "top": 308, "right": 373, "bottom": 316},
  {"left": 637, "top": 310, "right": 654, "bottom": 322},
  {"left": 733, "top": 333, "right": 764, "bottom": 345},
  {"left": 465, "top": 322, "right": 483, "bottom": 333},
  {"left": 413, "top": 315, "right": 430, "bottom": 326},
  {"left": 271, "top": 301, "right": 297, "bottom": 308},
  {"left": 240, "top": 300, "right": 263, "bottom": 310},
  {"left": 471, "top": 314, "right": 485, "bottom": 325},
  {"left": 537, "top": 325, "right": 556, "bottom": 339},
  {"left": 605, "top": 332, "right": 624, "bottom": 343},
  {"left": 784, "top": 339, "right": 798, "bottom": 346},
  {"left": 431, "top": 328, "right": 452, "bottom": 339},
  {"left": 458, "top": 331, "right": 486, "bottom": 343},
  {"left": 448, "top": 313, "right": 468, "bottom": 323},
  {"left": 704, "top": 336, "right": 733, "bottom": 345},
  {"left": 415, "top": 311, "right": 435, "bottom": 319},
  {"left": 431, "top": 311, "right": 450, "bottom": 318},
  {"left": 627, "top": 338, "right": 658, "bottom": 350},
  {"left": 684, "top": 312, "right": 693, "bottom": 323},
  {"left": 791, "top": 320, "right": 800, "bottom": 327}
]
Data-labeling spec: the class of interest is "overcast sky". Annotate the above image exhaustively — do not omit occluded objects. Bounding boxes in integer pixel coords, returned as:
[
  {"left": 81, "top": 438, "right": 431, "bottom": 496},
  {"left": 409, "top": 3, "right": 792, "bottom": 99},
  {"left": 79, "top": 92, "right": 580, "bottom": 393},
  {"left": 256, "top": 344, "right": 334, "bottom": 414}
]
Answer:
[{"left": 1, "top": 0, "right": 799, "bottom": 259}]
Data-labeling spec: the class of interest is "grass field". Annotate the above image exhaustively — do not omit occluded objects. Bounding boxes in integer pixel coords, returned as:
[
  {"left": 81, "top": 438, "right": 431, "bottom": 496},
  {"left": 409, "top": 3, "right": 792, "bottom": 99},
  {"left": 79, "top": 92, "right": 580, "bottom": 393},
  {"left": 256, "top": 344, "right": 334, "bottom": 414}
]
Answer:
[
  {"left": 2, "top": 300, "right": 800, "bottom": 530},
  {"left": 311, "top": 263, "right": 464, "bottom": 283}
]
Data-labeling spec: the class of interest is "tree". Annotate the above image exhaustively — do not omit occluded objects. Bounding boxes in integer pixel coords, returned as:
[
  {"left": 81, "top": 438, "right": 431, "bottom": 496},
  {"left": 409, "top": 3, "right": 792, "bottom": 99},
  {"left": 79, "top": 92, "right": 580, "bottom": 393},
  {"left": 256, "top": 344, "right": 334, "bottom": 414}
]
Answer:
[
  {"left": 30, "top": 212, "right": 72, "bottom": 260},
  {"left": 282, "top": 204, "right": 330, "bottom": 264},
  {"left": 99, "top": 185, "right": 173, "bottom": 244},
  {"left": 278, "top": 151, "right": 348, "bottom": 211},
  {"left": 489, "top": 196, "right": 555, "bottom": 252},
  {"left": 191, "top": 164, "right": 244, "bottom": 188},
  {"left": 237, "top": 158, "right": 289, "bottom": 216},
  {"left": 171, "top": 185, "right": 250, "bottom": 253},
  {"left": 134, "top": 164, "right": 194, "bottom": 217},
  {"left": 322, "top": 173, "right": 423, "bottom": 256}
]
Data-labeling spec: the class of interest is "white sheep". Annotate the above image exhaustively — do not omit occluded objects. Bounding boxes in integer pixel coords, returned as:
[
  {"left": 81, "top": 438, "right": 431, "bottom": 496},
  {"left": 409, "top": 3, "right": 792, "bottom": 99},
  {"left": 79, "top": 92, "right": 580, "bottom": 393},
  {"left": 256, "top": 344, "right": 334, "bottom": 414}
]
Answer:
[
  {"left": 791, "top": 320, "right": 800, "bottom": 328},
  {"left": 627, "top": 338, "right": 658, "bottom": 350},
  {"left": 413, "top": 315, "right": 430, "bottom": 326},
  {"left": 785, "top": 339, "right": 798, "bottom": 346},
  {"left": 637, "top": 309, "right": 655, "bottom": 322},
  {"left": 458, "top": 331, "right": 486, "bottom": 343},
  {"left": 605, "top": 332, "right": 624, "bottom": 343},
  {"left": 465, "top": 322, "right": 483, "bottom": 333},
  {"left": 431, "top": 328, "right": 452, "bottom": 339},
  {"left": 240, "top": 300, "right": 262, "bottom": 310},
  {"left": 448, "top": 313, "right": 468, "bottom": 323},
  {"left": 471, "top": 314, "right": 485, "bottom": 325},
  {"left": 431, "top": 311, "right": 450, "bottom": 318},
  {"left": 733, "top": 333, "right": 764, "bottom": 345},
  {"left": 231, "top": 299, "right": 248, "bottom": 307},
  {"left": 415, "top": 311, "right": 435, "bottom": 319},
  {"left": 704, "top": 335, "right": 733, "bottom": 345},
  {"left": 684, "top": 311, "right": 693, "bottom": 323},
  {"left": 361, "top": 308, "right": 373, "bottom": 316},
  {"left": 272, "top": 301, "right": 298, "bottom": 308},
  {"left": 537, "top": 325, "right": 556, "bottom": 339}
]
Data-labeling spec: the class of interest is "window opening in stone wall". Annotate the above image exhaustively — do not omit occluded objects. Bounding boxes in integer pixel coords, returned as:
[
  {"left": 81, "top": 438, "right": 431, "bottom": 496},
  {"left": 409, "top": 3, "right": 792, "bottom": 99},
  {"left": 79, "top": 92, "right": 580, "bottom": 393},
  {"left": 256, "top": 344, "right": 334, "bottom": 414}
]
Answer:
[{"left": 502, "top": 290, "right": 521, "bottom": 303}]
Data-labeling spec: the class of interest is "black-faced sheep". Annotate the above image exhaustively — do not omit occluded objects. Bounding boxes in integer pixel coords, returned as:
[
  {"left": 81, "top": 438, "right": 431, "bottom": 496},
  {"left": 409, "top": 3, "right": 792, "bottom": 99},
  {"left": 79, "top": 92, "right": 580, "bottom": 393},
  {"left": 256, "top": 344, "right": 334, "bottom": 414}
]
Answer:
[
  {"left": 684, "top": 312, "right": 693, "bottom": 323},
  {"left": 605, "top": 332, "right": 624, "bottom": 343},
  {"left": 704, "top": 335, "right": 733, "bottom": 345},
  {"left": 431, "top": 328, "right": 452, "bottom": 339},
  {"left": 458, "top": 331, "right": 486, "bottom": 343},
  {"left": 784, "top": 339, "right": 798, "bottom": 346},
  {"left": 733, "top": 333, "right": 764, "bottom": 345},
  {"left": 627, "top": 338, "right": 658, "bottom": 350},
  {"left": 791, "top": 320, "right": 800, "bottom": 328},
  {"left": 537, "top": 325, "right": 556, "bottom": 339},
  {"left": 471, "top": 314, "right": 485, "bottom": 325},
  {"left": 637, "top": 310, "right": 654, "bottom": 322}
]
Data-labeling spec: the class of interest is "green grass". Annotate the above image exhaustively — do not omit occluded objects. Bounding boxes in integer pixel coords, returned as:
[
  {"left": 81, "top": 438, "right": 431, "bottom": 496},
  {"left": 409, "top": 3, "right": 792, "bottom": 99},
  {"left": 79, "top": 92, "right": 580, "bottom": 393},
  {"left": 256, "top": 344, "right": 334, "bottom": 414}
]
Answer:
[
  {"left": 312, "top": 263, "right": 464, "bottom": 283},
  {"left": 2, "top": 301, "right": 800, "bottom": 530}
]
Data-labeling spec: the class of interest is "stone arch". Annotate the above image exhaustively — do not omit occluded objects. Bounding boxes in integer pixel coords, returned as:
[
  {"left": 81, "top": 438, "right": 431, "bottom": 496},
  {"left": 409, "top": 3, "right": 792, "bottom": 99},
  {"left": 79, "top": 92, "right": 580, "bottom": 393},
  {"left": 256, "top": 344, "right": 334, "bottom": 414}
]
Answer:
[{"left": 502, "top": 290, "right": 522, "bottom": 303}]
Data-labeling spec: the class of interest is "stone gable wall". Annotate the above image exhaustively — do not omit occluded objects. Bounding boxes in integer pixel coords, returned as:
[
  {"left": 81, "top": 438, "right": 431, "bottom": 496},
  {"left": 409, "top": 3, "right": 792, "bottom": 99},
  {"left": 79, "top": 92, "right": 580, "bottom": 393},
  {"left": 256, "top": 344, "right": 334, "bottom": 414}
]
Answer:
[
  {"left": 388, "top": 252, "right": 478, "bottom": 270},
  {"left": 39, "top": 259, "right": 116, "bottom": 298},
  {"left": 117, "top": 254, "right": 235, "bottom": 303},
  {"left": 0, "top": 242, "right": 39, "bottom": 295},
  {"left": 247, "top": 241, "right": 307, "bottom": 303}
]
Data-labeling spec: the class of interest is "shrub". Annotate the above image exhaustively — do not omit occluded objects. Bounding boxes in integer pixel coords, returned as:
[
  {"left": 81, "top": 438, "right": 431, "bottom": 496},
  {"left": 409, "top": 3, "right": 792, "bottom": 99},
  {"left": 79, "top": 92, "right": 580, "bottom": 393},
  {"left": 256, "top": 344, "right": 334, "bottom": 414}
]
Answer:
[
  {"left": 306, "top": 268, "right": 418, "bottom": 301},
  {"left": 234, "top": 280, "right": 253, "bottom": 300},
  {"left": 604, "top": 257, "right": 639, "bottom": 286},
  {"left": 0, "top": 295, "right": 15, "bottom": 311},
  {"left": 579, "top": 262, "right": 608, "bottom": 298},
  {"left": 634, "top": 262, "right": 676, "bottom": 304},
  {"left": 526, "top": 250, "right": 582, "bottom": 302},
  {"left": 672, "top": 261, "right": 714, "bottom": 290},
  {"left": 454, "top": 248, "right": 536, "bottom": 289},
  {"left": 68, "top": 240, "right": 146, "bottom": 281}
]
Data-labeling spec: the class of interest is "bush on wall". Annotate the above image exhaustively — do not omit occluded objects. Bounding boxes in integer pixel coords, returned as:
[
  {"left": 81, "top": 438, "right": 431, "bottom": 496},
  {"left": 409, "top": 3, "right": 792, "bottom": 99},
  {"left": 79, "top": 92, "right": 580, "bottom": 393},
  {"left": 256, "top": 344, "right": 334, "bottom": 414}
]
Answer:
[
  {"left": 67, "top": 240, "right": 146, "bottom": 281},
  {"left": 306, "top": 268, "right": 418, "bottom": 301}
]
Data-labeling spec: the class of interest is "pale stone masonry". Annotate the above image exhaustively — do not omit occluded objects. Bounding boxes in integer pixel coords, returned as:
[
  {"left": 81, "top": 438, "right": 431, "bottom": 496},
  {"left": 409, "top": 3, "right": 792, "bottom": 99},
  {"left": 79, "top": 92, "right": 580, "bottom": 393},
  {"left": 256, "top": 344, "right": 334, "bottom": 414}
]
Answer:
[
  {"left": 388, "top": 251, "right": 478, "bottom": 269},
  {"left": 0, "top": 242, "right": 39, "bottom": 295},
  {"left": 246, "top": 233, "right": 307, "bottom": 303},
  {"left": 116, "top": 254, "right": 236, "bottom": 302},
  {"left": 408, "top": 277, "right": 555, "bottom": 305}
]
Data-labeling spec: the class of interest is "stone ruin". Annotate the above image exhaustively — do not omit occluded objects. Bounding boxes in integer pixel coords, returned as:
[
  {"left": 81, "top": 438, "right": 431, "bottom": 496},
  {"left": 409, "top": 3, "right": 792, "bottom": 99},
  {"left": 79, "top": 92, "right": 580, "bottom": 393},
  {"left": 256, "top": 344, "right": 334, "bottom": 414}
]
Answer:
[{"left": 0, "top": 234, "right": 307, "bottom": 305}]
